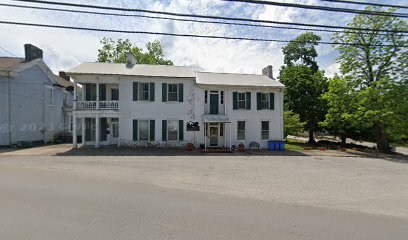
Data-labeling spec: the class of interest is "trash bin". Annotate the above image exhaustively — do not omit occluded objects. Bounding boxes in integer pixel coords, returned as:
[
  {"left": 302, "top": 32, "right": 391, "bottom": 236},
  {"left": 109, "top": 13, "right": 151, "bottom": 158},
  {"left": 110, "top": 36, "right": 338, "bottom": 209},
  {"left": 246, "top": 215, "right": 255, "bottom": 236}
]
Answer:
[
  {"left": 268, "top": 141, "right": 275, "bottom": 151},
  {"left": 279, "top": 141, "right": 285, "bottom": 151},
  {"left": 275, "top": 141, "right": 281, "bottom": 150}
]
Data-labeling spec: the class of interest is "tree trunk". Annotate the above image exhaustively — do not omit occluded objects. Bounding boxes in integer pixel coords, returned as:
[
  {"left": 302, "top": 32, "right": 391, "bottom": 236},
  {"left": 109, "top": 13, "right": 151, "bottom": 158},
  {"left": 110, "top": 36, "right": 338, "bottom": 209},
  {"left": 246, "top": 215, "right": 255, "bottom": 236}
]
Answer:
[
  {"left": 308, "top": 130, "right": 316, "bottom": 144},
  {"left": 375, "top": 123, "right": 390, "bottom": 152},
  {"left": 341, "top": 135, "right": 346, "bottom": 145}
]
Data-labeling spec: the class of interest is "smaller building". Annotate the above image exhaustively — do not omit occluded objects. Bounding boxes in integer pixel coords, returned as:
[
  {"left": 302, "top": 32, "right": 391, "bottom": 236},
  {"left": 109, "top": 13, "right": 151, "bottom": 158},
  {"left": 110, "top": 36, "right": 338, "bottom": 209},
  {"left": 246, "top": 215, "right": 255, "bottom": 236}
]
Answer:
[{"left": 0, "top": 44, "right": 74, "bottom": 146}]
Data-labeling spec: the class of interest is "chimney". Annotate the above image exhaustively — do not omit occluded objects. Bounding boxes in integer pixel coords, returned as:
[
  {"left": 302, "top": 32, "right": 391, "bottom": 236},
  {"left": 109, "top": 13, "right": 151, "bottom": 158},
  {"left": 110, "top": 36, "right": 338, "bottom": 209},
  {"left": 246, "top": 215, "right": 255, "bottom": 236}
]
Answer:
[
  {"left": 24, "top": 44, "right": 43, "bottom": 61},
  {"left": 125, "top": 52, "right": 137, "bottom": 68},
  {"left": 262, "top": 65, "right": 273, "bottom": 79},
  {"left": 59, "top": 71, "right": 70, "bottom": 81}
]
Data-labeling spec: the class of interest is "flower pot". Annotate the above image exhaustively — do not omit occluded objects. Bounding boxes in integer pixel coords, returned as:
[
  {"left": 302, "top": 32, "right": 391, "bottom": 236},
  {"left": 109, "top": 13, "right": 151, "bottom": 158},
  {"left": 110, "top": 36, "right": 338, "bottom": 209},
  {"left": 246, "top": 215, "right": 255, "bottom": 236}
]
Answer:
[
  {"left": 318, "top": 147, "right": 327, "bottom": 151},
  {"left": 186, "top": 143, "right": 193, "bottom": 151}
]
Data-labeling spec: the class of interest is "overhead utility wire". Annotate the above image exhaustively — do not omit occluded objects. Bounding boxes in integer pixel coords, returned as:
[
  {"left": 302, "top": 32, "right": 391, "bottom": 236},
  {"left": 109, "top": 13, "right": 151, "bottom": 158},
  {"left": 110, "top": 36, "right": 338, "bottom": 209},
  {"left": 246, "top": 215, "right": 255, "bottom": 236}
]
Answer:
[
  {"left": 221, "top": 0, "right": 408, "bottom": 18},
  {"left": 9, "top": 0, "right": 408, "bottom": 34},
  {"left": 317, "top": 0, "right": 408, "bottom": 10},
  {"left": 0, "top": 21, "right": 406, "bottom": 47},
  {"left": 2, "top": 3, "right": 404, "bottom": 36}
]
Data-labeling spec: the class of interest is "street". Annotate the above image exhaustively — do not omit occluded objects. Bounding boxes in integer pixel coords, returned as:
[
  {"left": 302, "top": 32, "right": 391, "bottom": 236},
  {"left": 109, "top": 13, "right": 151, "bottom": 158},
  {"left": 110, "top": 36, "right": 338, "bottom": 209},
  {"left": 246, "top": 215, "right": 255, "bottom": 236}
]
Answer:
[
  {"left": 0, "top": 150, "right": 408, "bottom": 239},
  {"left": 1, "top": 165, "right": 407, "bottom": 240}
]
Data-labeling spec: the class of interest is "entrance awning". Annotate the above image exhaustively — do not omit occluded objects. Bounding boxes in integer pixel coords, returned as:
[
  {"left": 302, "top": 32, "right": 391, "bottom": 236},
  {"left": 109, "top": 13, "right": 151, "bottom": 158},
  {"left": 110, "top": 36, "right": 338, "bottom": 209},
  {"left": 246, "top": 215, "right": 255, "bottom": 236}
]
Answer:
[{"left": 202, "top": 115, "right": 231, "bottom": 123}]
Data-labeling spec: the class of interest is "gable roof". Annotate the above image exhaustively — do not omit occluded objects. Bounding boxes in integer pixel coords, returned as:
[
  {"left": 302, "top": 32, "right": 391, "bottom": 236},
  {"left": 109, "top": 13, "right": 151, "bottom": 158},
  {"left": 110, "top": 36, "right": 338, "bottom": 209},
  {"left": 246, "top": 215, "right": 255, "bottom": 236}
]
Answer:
[
  {"left": 0, "top": 57, "right": 26, "bottom": 76},
  {"left": 0, "top": 57, "right": 73, "bottom": 88},
  {"left": 66, "top": 62, "right": 195, "bottom": 78},
  {"left": 196, "top": 72, "right": 284, "bottom": 88}
]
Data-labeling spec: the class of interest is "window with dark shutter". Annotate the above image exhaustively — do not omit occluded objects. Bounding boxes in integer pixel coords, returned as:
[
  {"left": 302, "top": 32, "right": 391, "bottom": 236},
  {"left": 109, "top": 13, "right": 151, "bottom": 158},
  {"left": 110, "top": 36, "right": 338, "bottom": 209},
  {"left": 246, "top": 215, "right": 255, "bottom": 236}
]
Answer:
[
  {"left": 162, "top": 120, "right": 167, "bottom": 141},
  {"left": 179, "top": 120, "right": 184, "bottom": 141},
  {"left": 245, "top": 92, "right": 251, "bottom": 110},
  {"left": 149, "top": 83, "right": 155, "bottom": 101},
  {"left": 221, "top": 91, "right": 224, "bottom": 104},
  {"left": 133, "top": 82, "right": 138, "bottom": 101},
  {"left": 205, "top": 90, "right": 208, "bottom": 104},
  {"left": 178, "top": 83, "right": 184, "bottom": 102},
  {"left": 233, "top": 92, "right": 238, "bottom": 110},
  {"left": 269, "top": 93, "right": 275, "bottom": 110},
  {"left": 133, "top": 120, "right": 138, "bottom": 141},
  {"left": 150, "top": 120, "right": 155, "bottom": 141},
  {"left": 162, "top": 83, "right": 167, "bottom": 102}
]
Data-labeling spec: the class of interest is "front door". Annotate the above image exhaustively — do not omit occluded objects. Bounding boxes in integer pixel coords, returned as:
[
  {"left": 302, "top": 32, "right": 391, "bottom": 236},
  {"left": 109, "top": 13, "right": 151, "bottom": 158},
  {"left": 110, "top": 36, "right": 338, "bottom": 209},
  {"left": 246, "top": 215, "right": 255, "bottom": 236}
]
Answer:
[
  {"left": 110, "top": 119, "right": 119, "bottom": 145},
  {"left": 210, "top": 93, "right": 219, "bottom": 114},
  {"left": 210, "top": 125, "right": 218, "bottom": 147}
]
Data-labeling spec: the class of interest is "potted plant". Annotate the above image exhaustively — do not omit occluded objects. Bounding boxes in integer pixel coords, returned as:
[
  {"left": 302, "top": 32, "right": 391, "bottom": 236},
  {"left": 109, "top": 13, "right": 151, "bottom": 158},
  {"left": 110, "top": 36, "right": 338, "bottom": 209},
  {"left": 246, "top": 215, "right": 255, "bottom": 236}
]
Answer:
[
  {"left": 186, "top": 143, "right": 194, "bottom": 151},
  {"left": 238, "top": 143, "right": 246, "bottom": 152}
]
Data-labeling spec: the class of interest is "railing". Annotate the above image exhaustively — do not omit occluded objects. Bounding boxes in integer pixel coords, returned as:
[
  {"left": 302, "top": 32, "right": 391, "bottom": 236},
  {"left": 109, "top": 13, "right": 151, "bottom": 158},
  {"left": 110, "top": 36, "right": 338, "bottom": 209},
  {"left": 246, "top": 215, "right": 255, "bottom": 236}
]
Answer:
[{"left": 76, "top": 101, "right": 119, "bottom": 110}]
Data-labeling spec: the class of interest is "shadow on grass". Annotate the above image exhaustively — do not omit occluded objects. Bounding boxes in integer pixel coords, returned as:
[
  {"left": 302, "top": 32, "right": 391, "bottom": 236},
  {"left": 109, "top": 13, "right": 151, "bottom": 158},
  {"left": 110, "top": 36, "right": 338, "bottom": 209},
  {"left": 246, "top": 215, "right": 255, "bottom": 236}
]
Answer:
[{"left": 55, "top": 147, "right": 307, "bottom": 157}]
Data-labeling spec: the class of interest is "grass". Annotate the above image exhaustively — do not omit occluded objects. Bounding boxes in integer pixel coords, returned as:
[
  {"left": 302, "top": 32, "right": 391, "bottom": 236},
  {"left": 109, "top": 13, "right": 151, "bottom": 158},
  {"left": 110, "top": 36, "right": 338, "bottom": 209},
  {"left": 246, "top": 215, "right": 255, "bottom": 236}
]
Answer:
[{"left": 285, "top": 138, "right": 310, "bottom": 151}]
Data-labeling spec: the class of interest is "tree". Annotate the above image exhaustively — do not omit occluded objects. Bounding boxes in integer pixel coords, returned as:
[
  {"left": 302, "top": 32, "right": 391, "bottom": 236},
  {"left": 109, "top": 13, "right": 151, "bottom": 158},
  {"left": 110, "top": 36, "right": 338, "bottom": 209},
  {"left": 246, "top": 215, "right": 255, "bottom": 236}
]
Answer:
[
  {"left": 97, "top": 38, "right": 173, "bottom": 65},
  {"left": 332, "top": 6, "right": 408, "bottom": 151},
  {"left": 279, "top": 32, "right": 328, "bottom": 143},
  {"left": 321, "top": 75, "right": 367, "bottom": 144},
  {"left": 284, "top": 111, "right": 305, "bottom": 139}
]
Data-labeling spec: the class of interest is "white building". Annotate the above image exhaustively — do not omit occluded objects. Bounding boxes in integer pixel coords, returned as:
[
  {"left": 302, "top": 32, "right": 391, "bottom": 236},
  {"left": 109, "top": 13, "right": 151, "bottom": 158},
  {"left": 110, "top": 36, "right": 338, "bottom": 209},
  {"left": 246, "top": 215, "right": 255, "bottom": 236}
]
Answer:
[
  {"left": 0, "top": 44, "right": 74, "bottom": 146},
  {"left": 66, "top": 55, "right": 284, "bottom": 150}
]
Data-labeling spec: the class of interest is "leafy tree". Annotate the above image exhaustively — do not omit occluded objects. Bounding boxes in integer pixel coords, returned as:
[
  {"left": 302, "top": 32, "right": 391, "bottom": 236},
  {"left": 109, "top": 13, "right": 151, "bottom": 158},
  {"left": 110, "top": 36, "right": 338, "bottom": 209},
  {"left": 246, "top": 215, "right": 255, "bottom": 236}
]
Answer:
[
  {"left": 321, "top": 75, "right": 367, "bottom": 143},
  {"left": 284, "top": 111, "right": 305, "bottom": 139},
  {"left": 279, "top": 32, "right": 328, "bottom": 143},
  {"left": 282, "top": 32, "right": 321, "bottom": 72},
  {"left": 332, "top": 6, "right": 408, "bottom": 151},
  {"left": 97, "top": 38, "right": 173, "bottom": 65}
]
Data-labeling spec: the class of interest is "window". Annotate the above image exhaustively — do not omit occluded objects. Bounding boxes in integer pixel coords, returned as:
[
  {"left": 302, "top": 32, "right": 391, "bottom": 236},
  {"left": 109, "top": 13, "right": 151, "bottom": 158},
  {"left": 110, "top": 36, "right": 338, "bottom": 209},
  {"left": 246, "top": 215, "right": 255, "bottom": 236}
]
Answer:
[
  {"left": 260, "top": 93, "right": 270, "bottom": 109},
  {"left": 261, "top": 121, "right": 269, "bottom": 140},
  {"left": 238, "top": 93, "right": 246, "bottom": 109},
  {"left": 138, "top": 83, "right": 150, "bottom": 101},
  {"left": 111, "top": 118, "right": 119, "bottom": 138},
  {"left": 111, "top": 88, "right": 119, "bottom": 101},
  {"left": 139, "top": 120, "right": 150, "bottom": 141},
  {"left": 47, "top": 88, "right": 54, "bottom": 105},
  {"left": 168, "top": 84, "right": 178, "bottom": 102},
  {"left": 167, "top": 120, "right": 179, "bottom": 141},
  {"left": 63, "top": 92, "right": 68, "bottom": 106},
  {"left": 237, "top": 121, "right": 245, "bottom": 140}
]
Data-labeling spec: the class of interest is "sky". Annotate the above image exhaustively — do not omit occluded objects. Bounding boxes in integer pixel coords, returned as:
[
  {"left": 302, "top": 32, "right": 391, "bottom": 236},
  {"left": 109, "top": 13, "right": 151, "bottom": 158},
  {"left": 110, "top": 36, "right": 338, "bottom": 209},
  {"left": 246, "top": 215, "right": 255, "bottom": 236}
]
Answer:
[{"left": 0, "top": 0, "right": 406, "bottom": 78}]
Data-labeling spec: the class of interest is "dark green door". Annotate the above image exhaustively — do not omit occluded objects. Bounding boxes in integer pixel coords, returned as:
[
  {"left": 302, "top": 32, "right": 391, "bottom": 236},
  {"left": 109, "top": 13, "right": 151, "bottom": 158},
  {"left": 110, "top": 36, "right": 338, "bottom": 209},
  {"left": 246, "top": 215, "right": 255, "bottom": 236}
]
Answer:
[{"left": 210, "top": 94, "right": 219, "bottom": 114}]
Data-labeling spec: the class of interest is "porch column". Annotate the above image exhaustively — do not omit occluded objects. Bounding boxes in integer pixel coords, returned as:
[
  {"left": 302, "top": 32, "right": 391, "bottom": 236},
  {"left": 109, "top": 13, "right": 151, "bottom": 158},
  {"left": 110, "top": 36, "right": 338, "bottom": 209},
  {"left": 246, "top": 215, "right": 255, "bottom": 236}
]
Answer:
[
  {"left": 72, "top": 112, "right": 77, "bottom": 148},
  {"left": 96, "top": 83, "right": 100, "bottom": 110},
  {"left": 73, "top": 80, "right": 77, "bottom": 110},
  {"left": 95, "top": 114, "right": 100, "bottom": 148},
  {"left": 229, "top": 122, "right": 232, "bottom": 150},
  {"left": 204, "top": 122, "right": 207, "bottom": 151},
  {"left": 81, "top": 118, "right": 85, "bottom": 146},
  {"left": 224, "top": 123, "right": 226, "bottom": 148}
]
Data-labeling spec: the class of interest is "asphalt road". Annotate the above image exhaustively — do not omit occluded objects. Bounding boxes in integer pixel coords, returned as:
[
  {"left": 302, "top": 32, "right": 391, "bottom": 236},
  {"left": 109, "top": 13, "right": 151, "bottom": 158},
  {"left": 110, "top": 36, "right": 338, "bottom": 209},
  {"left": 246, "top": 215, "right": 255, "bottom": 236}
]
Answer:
[{"left": 1, "top": 166, "right": 407, "bottom": 240}]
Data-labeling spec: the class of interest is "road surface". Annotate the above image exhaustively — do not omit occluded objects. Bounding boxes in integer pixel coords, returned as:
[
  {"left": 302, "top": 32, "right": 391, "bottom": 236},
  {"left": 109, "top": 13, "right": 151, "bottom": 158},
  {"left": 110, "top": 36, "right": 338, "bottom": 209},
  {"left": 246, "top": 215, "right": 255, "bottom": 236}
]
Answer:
[{"left": 1, "top": 163, "right": 407, "bottom": 240}]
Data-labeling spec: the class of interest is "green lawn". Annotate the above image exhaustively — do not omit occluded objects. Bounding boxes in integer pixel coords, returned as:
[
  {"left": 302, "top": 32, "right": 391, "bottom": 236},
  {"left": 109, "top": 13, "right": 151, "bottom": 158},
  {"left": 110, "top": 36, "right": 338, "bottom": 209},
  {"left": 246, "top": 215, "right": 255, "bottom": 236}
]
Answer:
[{"left": 285, "top": 138, "right": 309, "bottom": 151}]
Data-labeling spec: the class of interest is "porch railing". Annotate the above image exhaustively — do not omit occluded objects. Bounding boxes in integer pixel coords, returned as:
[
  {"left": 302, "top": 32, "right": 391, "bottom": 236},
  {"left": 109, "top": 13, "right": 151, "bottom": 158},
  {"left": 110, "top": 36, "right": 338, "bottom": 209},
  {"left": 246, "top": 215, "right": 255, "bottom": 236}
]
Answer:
[{"left": 76, "top": 101, "right": 119, "bottom": 110}]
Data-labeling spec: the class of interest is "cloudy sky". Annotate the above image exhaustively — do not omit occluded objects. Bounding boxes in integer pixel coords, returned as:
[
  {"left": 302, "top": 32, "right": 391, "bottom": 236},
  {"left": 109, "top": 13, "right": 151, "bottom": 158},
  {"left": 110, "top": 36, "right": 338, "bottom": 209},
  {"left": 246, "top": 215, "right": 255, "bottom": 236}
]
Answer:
[{"left": 0, "top": 0, "right": 406, "bottom": 78}]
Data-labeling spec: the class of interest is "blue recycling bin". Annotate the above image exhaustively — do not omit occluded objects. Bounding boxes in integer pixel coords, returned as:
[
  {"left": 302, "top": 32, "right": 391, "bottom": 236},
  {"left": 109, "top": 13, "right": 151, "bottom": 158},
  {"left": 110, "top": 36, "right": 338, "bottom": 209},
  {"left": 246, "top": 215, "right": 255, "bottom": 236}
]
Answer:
[
  {"left": 279, "top": 141, "right": 285, "bottom": 151},
  {"left": 275, "top": 141, "right": 281, "bottom": 150},
  {"left": 268, "top": 141, "right": 275, "bottom": 151}
]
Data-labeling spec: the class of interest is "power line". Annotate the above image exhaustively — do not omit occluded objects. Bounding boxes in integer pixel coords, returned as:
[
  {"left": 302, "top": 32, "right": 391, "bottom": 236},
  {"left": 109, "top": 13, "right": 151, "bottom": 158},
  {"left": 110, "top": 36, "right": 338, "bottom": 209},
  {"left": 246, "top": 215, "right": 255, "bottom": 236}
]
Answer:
[
  {"left": 221, "top": 0, "right": 408, "bottom": 18},
  {"left": 0, "top": 20, "right": 406, "bottom": 47},
  {"left": 317, "top": 0, "right": 408, "bottom": 10},
  {"left": 0, "top": 45, "right": 18, "bottom": 57},
  {"left": 3, "top": 3, "right": 405, "bottom": 37},
  {"left": 9, "top": 0, "right": 408, "bottom": 34}
]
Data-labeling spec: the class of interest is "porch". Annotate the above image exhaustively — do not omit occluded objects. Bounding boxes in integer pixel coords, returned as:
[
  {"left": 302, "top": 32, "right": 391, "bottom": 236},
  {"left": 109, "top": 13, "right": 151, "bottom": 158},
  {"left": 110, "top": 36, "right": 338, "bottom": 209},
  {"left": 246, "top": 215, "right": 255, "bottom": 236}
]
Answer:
[{"left": 202, "top": 115, "right": 232, "bottom": 151}]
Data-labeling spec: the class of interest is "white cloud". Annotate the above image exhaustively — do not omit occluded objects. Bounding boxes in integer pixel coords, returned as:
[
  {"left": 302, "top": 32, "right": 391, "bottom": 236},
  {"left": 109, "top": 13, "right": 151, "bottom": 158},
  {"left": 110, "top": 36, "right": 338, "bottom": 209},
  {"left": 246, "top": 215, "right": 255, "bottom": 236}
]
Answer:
[{"left": 324, "top": 62, "right": 340, "bottom": 78}]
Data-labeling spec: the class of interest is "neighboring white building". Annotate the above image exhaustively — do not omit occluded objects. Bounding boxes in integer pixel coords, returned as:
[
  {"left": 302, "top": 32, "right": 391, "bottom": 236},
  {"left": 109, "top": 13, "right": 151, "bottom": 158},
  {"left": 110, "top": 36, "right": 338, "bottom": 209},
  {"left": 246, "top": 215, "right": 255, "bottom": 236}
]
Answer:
[
  {"left": 66, "top": 54, "right": 284, "bottom": 150},
  {"left": 0, "top": 44, "right": 74, "bottom": 146}
]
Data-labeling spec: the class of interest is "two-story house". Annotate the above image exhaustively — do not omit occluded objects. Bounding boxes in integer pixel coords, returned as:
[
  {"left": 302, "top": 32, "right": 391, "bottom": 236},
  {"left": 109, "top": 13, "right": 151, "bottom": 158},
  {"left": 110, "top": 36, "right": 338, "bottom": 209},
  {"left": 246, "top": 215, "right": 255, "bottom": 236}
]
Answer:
[
  {"left": 0, "top": 44, "right": 74, "bottom": 146},
  {"left": 66, "top": 53, "right": 284, "bottom": 150}
]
